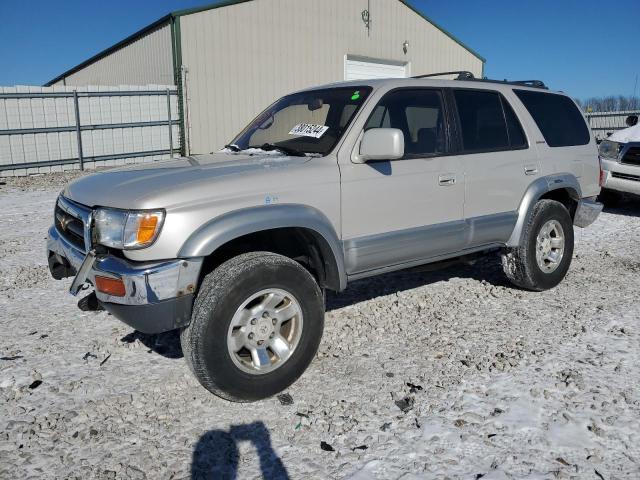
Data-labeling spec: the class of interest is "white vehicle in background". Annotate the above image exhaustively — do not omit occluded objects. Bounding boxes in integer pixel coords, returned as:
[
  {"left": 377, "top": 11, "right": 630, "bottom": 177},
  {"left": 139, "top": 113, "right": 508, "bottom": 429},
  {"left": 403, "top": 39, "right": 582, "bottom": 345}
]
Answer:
[{"left": 598, "top": 114, "right": 640, "bottom": 204}]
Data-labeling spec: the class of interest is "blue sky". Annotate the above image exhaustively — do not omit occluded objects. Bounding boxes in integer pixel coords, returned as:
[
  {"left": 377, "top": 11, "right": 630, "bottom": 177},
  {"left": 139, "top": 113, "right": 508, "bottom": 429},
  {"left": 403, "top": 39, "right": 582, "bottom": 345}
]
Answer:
[{"left": 0, "top": 0, "right": 638, "bottom": 99}]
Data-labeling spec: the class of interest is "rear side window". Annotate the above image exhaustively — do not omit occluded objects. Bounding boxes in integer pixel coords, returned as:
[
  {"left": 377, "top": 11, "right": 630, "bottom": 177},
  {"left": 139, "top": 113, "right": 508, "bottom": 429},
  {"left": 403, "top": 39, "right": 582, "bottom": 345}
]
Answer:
[
  {"left": 454, "top": 90, "right": 527, "bottom": 152},
  {"left": 514, "top": 90, "right": 590, "bottom": 147}
]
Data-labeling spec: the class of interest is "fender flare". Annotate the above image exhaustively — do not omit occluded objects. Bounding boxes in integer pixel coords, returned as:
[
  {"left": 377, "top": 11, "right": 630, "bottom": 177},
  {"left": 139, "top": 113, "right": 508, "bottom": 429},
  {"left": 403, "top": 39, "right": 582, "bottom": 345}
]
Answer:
[
  {"left": 178, "top": 204, "right": 347, "bottom": 291},
  {"left": 507, "top": 173, "right": 581, "bottom": 247}
]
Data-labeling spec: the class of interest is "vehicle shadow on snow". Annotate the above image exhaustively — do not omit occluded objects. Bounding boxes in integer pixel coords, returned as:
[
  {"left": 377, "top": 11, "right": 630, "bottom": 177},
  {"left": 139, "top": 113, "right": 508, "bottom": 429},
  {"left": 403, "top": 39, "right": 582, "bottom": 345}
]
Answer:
[
  {"left": 327, "top": 254, "right": 508, "bottom": 312},
  {"left": 191, "top": 421, "right": 289, "bottom": 480},
  {"left": 602, "top": 192, "right": 640, "bottom": 218},
  {"left": 120, "top": 329, "right": 183, "bottom": 359},
  {"left": 120, "top": 255, "right": 509, "bottom": 354}
]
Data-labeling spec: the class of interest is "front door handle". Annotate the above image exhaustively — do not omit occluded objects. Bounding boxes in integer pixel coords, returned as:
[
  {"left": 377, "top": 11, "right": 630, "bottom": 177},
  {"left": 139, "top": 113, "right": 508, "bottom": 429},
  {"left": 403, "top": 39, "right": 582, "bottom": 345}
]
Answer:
[
  {"left": 525, "top": 165, "right": 539, "bottom": 176},
  {"left": 438, "top": 174, "right": 457, "bottom": 186}
]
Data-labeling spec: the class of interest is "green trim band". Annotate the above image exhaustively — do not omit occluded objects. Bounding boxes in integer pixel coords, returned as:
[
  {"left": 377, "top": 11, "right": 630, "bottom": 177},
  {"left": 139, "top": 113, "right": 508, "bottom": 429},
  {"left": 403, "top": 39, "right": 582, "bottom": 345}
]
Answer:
[{"left": 171, "top": 15, "right": 187, "bottom": 156}]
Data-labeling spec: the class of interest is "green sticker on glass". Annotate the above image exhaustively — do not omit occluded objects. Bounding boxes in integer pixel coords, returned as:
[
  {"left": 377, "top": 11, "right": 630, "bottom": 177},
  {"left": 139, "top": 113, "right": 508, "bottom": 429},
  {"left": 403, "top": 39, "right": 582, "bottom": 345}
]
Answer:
[{"left": 351, "top": 91, "right": 361, "bottom": 101}]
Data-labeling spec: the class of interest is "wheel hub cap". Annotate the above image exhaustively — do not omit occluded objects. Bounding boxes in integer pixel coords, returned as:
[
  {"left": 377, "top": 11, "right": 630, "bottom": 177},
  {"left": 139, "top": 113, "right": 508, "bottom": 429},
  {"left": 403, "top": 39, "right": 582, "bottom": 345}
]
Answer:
[
  {"left": 227, "top": 288, "right": 303, "bottom": 375},
  {"left": 535, "top": 219, "right": 565, "bottom": 274}
]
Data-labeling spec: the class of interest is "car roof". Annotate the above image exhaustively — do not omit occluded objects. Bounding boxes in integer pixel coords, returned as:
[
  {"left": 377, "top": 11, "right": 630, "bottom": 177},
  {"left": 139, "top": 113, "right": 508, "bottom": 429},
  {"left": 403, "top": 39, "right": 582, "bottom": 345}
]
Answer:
[{"left": 303, "top": 78, "right": 565, "bottom": 96}]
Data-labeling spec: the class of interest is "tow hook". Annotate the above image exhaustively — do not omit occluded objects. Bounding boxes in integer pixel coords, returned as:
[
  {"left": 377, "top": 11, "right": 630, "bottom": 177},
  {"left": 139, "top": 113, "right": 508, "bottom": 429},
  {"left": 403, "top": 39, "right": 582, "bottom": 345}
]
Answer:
[{"left": 77, "top": 292, "right": 104, "bottom": 312}]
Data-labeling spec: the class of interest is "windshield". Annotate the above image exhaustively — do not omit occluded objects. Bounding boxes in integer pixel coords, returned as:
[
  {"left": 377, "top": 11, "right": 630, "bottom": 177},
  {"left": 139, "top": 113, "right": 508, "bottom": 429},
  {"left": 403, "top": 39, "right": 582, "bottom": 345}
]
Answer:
[{"left": 229, "top": 87, "right": 372, "bottom": 156}]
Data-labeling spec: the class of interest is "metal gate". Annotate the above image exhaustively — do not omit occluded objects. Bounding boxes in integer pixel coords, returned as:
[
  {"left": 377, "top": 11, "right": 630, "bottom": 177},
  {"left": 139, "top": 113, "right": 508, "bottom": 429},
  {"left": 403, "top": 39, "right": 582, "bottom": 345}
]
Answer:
[
  {"left": 585, "top": 110, "right": 640, "bottom": 141},
  {"left": 0, "top": 86, "right": 180, "bottom": 175}
]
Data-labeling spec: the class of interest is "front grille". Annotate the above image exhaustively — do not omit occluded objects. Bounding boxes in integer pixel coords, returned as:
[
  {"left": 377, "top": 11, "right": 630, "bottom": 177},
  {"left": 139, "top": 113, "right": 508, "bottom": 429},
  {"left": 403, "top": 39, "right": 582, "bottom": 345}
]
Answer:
[
  {"left": 612, "top": 172, "right": 640, "bottom": 182},
  {"left": 621, "top": 146, "right": 640, "bottom": 166},
  {"left": 55, "top": 197, "right": 91, "bottom": 252}
]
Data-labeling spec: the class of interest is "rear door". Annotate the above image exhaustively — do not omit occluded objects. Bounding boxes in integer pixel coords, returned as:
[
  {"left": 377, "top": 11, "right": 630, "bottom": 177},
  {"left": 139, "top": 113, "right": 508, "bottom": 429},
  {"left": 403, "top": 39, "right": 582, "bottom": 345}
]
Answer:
[
  {"left": 450, "top": 88, "right": 535, "bottom": 246},
  {"left": 513, "top": 89, "right": 599, "bottom": 197}
]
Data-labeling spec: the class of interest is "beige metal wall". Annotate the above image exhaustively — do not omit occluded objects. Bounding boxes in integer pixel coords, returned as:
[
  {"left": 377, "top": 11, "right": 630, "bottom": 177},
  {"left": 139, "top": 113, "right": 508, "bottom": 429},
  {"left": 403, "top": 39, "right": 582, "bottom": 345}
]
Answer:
[
  {"left": 53, "top": 24, "right": 174, "bottom": 87},
  {"left": 180, "top": 0, "right": 483, "bottom": 153}
]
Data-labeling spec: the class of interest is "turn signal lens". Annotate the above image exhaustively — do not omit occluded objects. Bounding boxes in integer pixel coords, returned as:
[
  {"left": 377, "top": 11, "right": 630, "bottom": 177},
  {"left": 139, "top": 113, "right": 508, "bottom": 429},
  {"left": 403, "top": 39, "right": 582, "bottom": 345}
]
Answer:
[
  {"left": 95, "top": 276, "right": 126, "bottom": 297},
  {"left": 137, "top": 214, "right": 159, "bottom": 244},
  {"left": 122, "top": 210, "right": 165, "bottom": 249}
]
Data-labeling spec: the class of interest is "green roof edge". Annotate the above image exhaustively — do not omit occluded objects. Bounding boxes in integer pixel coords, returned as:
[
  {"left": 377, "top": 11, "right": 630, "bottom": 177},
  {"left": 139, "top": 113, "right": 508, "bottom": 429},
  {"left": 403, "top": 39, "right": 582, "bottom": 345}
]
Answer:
[
  {"left": 44, "top": 14, "right": 173, "bottom": 86},
  {"left": 170, "top": 0, "right": 254, "bottom": 18},
  {"left": 398, "top": 0, "right": 486, "bottom": 63}
]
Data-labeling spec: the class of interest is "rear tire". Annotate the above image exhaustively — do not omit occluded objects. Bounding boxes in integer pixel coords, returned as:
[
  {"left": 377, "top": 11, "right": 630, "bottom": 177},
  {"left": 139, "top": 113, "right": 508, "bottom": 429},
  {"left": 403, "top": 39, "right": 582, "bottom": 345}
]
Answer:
[
  {"left": 181, "top": 252, "right": 324, "bottom": 402},
  {"left": 501, "top": 200, "right": 574, "bottom": 291}
]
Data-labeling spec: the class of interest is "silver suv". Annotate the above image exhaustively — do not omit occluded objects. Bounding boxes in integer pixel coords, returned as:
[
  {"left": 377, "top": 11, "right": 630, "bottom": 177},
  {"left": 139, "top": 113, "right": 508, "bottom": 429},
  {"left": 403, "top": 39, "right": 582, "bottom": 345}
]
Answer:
[{"left": 47, "top": 73, "right": 603, "bottom": 401}]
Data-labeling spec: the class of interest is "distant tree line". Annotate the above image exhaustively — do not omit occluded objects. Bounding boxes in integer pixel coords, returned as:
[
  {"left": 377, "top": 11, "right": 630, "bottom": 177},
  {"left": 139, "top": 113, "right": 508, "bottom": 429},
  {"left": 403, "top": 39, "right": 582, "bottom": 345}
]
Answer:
[{"left": 574, "top": 95, "right": 640, "bottom": 112}]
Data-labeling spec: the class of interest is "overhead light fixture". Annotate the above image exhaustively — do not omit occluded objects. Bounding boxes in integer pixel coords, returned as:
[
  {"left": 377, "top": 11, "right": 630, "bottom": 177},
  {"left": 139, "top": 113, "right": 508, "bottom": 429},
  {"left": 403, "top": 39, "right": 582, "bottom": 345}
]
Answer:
[{"left": 362, "top": 9, "right": 370, "bottom": 35}]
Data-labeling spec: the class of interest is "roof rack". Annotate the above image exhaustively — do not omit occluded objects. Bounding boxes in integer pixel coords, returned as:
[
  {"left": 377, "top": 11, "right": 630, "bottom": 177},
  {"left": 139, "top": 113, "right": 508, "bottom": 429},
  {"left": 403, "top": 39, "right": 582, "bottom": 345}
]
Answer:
[
  {"left": 412, "top": 71, "right": 548, "bottom": 90},
  {"left": 507, "top": 80, "right": 547, "bottom": 89},
  {"left": 412, "top": 71, "right": 475, "bottom": 80}
]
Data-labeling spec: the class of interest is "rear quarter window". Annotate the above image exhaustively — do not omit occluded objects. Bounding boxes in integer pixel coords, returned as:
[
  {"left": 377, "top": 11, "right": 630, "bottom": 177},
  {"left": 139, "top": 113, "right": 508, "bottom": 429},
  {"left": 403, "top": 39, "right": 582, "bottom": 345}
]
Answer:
[{"left": 514, "top": 90, "right": 590, "bottom": 147}]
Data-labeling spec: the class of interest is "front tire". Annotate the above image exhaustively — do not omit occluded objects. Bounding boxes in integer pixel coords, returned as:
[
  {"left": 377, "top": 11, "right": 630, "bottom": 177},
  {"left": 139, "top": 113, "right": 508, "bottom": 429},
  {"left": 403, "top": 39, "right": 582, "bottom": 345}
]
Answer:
[
  {"left": 181, "top": 252, "right": 325, "bottom": 402},
  {"left": 501, "top": 200, "right": 574, "bottom": 291}
]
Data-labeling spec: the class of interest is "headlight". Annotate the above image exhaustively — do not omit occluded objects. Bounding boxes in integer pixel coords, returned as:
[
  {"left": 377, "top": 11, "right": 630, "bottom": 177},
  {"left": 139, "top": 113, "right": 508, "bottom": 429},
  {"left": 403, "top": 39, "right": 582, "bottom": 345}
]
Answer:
[
  {"left": 94, "top": 208, "right": 164, "bottom": 250},
  {"left": 598, "top": 140, "right": 621, "bottom": 160}
]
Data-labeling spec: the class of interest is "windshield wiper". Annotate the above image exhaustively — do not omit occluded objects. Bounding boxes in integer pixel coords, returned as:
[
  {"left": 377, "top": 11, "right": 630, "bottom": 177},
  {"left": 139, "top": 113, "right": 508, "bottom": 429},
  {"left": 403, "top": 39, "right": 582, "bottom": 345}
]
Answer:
[
  {"left": 224, "top": 144, "right": 241, "bottom": 152},
  {"left": 249, "top": 143, "right": 306, "bottom": 157}
]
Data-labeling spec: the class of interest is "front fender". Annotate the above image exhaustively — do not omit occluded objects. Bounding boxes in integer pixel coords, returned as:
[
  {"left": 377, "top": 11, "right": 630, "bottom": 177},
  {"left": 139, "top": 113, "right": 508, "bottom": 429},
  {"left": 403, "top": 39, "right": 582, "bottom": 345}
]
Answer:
[
  {"left": 178, "top": 204, "right": 347, "bottom": 291},
  {"left": 507, "top": 174, "right": 582, "bottom": 247}
]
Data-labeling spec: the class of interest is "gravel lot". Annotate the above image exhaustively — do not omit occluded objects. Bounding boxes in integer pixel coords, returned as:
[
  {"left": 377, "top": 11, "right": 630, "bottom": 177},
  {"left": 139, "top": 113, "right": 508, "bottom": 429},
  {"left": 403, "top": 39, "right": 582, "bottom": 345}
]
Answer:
[{"left": 1, "top": 173, "right": 639, "bottom": 480}]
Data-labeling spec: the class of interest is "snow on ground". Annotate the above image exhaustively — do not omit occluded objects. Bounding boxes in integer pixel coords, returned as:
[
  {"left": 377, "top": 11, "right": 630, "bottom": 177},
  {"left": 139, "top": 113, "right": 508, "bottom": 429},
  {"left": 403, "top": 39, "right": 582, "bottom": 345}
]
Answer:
[{"left": 1, "top": 173, "right": 639, "bottom": 480}]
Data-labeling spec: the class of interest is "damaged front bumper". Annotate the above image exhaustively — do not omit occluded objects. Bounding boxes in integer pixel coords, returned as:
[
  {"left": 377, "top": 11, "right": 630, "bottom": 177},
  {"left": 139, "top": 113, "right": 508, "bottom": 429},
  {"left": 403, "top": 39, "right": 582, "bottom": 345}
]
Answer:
[{"left": 47, "top": 225, "right": 203, "bottom": 334}]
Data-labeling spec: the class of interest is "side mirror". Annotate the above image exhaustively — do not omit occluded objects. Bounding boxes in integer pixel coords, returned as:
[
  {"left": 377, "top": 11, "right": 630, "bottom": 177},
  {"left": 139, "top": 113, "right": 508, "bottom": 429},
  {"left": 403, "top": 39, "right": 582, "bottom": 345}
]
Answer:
[
  {"left": 356, "top": 128, "right": 405, "bottom": 163},
  {"left": 626, "top": 115, "right": 638, "bottom": 127}
]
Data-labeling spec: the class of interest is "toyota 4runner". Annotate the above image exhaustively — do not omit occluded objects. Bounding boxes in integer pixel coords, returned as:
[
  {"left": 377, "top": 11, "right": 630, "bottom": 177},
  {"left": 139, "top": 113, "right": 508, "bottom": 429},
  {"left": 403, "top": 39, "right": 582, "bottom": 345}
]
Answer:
[{"left": 47, "top": 73, "right": 603, "bottom": 401}]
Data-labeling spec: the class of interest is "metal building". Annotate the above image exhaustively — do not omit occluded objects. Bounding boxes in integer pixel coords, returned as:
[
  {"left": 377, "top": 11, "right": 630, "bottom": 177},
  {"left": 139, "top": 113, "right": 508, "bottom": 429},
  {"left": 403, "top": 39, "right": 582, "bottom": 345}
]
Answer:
[{"left": 46, "top": 0, "right": 485, "bottom": 155}]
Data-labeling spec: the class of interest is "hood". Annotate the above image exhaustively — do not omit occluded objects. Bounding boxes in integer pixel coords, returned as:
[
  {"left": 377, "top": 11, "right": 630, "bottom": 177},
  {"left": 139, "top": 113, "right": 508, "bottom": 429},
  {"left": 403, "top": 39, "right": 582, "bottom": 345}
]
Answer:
[
  {"left": 608, "top": 123, "right": 640, "bottom": 143},
  {"left": 63, "top": 152, "right": 311, "bottom": 210}
]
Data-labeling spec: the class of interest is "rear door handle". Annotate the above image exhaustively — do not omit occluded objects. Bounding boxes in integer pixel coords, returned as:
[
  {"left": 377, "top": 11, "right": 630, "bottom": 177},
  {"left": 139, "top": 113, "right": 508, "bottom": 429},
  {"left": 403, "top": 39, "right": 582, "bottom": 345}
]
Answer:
[
  {"left": 438, "top": 174, "right": 457, "bottom": 186},
  {"left": 525, "top": 165, "right": 538, "bottom": 176}
]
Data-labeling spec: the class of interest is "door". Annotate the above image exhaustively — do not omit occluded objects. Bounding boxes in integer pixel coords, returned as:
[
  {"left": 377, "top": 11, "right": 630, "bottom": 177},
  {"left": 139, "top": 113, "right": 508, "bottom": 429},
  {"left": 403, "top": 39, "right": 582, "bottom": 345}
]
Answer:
[
  {"left": 340, "top": 88, "right": 466, "bottom": 275},
  {"left": 450, "top": 88, "right": 536, "bottom": 246},
  {"left": 344, "top": 57, "right": 408, "bottom": 81}
]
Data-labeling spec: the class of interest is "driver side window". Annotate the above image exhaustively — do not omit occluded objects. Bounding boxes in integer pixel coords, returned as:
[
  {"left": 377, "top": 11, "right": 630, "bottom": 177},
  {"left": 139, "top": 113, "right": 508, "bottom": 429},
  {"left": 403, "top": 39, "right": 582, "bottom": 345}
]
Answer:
[{"left": 364, "top": 89, "right": 447, "bottom": 158}]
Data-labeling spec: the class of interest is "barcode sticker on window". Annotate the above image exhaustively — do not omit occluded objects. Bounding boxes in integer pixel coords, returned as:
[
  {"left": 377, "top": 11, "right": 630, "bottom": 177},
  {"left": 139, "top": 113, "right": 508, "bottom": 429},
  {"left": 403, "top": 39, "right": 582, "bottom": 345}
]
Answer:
[{"left": 289, "top": 123, "right": 329, "bottom": 138}]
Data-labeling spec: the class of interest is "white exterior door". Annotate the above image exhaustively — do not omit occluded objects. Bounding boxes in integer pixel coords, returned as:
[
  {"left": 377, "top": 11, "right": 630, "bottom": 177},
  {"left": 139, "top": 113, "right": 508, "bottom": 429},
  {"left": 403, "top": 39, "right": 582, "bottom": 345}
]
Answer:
[{"left": 344, "top": 57, "right": 409, "bottom": 81}]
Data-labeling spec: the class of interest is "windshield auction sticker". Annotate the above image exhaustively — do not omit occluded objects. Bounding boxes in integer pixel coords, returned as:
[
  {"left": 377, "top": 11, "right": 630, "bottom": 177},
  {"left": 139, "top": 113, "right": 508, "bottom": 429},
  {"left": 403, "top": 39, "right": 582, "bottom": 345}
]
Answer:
[{"left": 289, "top": 123, "right": 329, "bottom": 138}]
